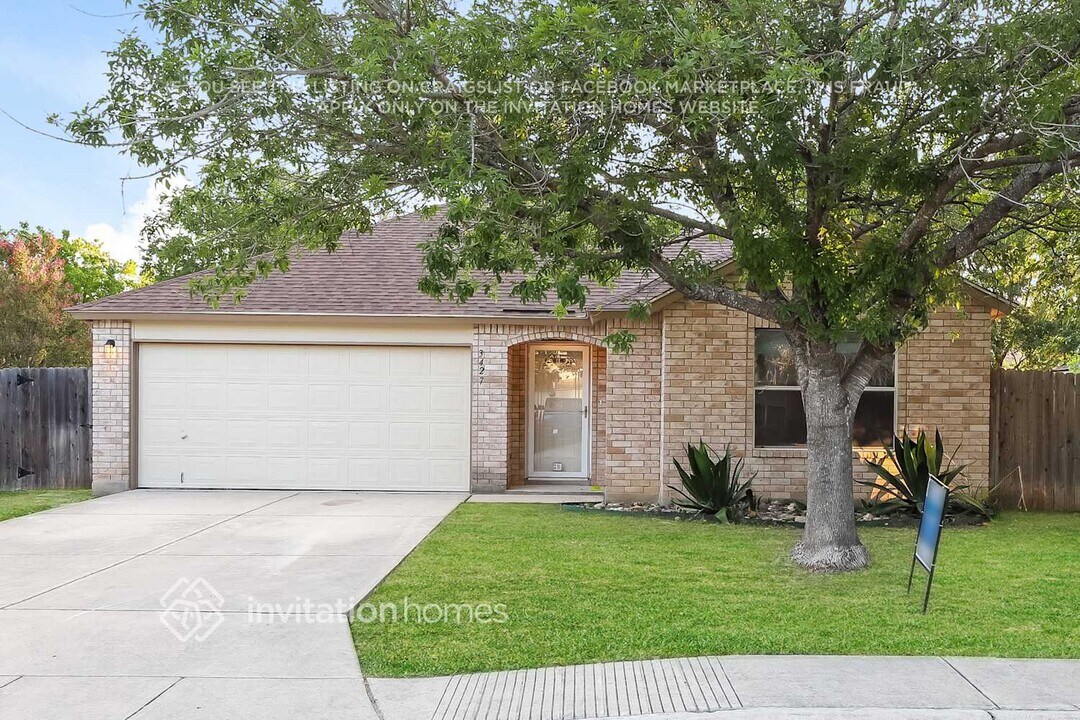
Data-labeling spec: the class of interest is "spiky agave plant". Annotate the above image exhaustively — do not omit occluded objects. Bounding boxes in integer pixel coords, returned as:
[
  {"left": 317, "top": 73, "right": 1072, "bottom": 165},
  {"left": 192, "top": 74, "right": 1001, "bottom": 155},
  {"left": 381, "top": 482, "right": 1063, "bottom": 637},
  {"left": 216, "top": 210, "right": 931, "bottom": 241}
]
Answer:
[
  {"left": 669, "top": 441, "right": 755, "bottom": 522},
  {"left": 860, "top": 429, "right": 990, "bottom": 518}
]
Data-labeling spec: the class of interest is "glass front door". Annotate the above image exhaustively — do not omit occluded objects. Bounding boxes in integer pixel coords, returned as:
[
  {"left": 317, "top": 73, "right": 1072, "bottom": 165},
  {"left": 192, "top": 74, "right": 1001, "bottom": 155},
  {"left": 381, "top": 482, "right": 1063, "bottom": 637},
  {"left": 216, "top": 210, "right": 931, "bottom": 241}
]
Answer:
[{"left": 528, "top": 346, "right": 590, "bottom": 478}]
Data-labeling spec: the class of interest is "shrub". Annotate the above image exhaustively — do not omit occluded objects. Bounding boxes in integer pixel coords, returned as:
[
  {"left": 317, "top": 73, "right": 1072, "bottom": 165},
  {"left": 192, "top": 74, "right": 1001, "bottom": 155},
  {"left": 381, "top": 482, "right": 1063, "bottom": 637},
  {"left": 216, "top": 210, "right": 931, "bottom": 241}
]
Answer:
[
  {"left": 669, "top": 441, "right": 754, "bottom": 522},
  {"left": 860, "top": 429, "right": 991, "bottom": 519}
]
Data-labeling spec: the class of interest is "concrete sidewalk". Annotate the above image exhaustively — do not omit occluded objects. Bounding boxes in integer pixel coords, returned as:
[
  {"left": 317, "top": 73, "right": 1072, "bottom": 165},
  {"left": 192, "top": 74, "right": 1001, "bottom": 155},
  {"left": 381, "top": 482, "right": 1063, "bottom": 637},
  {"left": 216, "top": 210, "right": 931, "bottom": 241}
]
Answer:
[{"left": 367, "top": 655, "right": 1080, "bottom": 720}]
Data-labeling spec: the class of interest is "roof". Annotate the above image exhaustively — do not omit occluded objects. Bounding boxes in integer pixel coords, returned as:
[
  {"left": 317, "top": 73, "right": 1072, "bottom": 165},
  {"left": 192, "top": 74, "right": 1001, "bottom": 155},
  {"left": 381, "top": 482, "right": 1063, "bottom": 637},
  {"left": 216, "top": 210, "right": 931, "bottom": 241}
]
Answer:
[
  {"left": 69, "top": 211, "right": 727, "bottom": 320},
  {"left": 68, "top": 211, "right": 1012, "bottom": 320}
]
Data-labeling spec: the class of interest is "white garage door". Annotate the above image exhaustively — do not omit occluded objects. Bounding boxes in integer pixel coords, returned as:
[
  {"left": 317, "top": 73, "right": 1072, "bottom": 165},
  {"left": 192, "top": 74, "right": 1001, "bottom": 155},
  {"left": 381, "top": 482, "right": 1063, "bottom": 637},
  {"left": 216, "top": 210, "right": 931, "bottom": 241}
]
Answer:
[{"left": 137, "top": 343, "right": 471, "bottom": 490}]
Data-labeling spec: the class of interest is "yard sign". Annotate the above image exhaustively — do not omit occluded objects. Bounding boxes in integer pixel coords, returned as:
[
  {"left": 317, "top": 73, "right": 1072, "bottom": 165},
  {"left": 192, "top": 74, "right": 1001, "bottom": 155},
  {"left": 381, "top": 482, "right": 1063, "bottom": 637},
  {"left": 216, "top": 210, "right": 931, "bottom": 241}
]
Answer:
[{"left": 907, "top": 475, "right": 950, "bottom": 613}]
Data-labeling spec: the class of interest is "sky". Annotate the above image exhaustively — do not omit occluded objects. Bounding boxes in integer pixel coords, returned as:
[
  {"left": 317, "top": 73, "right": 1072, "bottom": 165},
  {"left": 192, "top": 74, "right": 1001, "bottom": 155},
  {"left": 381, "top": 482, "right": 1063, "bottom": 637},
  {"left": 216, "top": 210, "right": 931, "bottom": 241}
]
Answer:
[{"left": 0, "top": 1, "right": 155, "bottom": 265}]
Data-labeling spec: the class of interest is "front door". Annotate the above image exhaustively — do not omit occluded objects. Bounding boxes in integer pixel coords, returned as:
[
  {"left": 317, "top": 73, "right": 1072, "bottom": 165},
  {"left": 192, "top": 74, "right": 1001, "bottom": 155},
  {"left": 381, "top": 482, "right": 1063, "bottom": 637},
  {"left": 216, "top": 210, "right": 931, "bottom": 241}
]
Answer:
[{"left": 527, "top": 345, "right": 590, "bottom": 479}]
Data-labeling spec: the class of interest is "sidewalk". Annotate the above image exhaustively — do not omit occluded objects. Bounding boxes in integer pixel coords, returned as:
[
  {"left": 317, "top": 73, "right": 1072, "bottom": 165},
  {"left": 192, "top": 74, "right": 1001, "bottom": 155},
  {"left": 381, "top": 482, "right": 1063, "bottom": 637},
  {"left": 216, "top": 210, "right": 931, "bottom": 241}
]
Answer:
[{"left": 366, "top": 655, "right": 1080, "bottom": 720}]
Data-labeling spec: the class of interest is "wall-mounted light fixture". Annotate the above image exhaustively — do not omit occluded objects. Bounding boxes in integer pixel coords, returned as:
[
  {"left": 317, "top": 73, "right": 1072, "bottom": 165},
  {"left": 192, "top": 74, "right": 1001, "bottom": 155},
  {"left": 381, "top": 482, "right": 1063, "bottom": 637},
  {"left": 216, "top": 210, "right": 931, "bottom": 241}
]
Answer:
[{"left": 103, "top": 338, "right": 117, "bottom": 354}]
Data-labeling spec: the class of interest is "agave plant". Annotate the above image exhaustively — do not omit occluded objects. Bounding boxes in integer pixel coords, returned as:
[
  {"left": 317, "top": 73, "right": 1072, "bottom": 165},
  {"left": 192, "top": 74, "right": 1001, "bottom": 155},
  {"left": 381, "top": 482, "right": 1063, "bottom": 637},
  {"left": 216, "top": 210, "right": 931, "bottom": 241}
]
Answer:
[
  {"left": 669, "top": 441, "right": 755, "bottom": 522},
  {"left": 860, "top": 429, "right": 990, "bottom": 518}
]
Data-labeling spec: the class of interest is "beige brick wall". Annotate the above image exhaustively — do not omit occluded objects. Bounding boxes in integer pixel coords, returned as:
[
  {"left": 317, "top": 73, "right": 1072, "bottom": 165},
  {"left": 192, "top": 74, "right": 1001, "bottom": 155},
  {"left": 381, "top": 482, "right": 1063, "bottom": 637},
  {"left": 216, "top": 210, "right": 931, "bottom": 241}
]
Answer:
[
  {"left": 506, "top": 343, "right": 527, "bottom": 488},
  {"left": 898, "top": 306, "right": 992, "bottom": 491},
  {"left": 90, "top": 320, "right": 132, "bottom": 496},
  {"left": 661, "top": 300, "right": 995, "bottom": 502}
]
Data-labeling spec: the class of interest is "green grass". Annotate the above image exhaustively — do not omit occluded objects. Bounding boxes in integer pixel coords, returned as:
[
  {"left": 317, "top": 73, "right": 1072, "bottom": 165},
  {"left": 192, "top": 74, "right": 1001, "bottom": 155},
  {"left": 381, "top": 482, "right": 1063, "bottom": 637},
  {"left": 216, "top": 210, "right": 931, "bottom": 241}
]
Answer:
[
  {"left": 0, "top": 489, "right": 91, "bottom": 522},
  {"left": 352, "top": 505, "right": 1080, "bottom": 677}
]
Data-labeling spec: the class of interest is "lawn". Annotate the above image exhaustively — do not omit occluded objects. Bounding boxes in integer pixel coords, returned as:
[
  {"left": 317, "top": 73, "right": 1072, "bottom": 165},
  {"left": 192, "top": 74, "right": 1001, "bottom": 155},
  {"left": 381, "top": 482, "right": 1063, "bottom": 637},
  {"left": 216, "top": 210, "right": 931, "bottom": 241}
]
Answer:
[
  {"left": 0, "top": 489, "right": 91, "bottom": 522},
  {"left": 352, "top": 504, "right": 1080, "bottom": 677}
]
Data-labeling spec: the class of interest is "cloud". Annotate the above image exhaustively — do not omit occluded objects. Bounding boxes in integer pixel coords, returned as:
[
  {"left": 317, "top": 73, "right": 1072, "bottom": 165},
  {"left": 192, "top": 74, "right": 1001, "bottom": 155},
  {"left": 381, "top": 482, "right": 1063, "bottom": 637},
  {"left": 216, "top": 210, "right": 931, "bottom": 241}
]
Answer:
[{"left": 83, "top": 178, "right": 187, "bottom": 266}]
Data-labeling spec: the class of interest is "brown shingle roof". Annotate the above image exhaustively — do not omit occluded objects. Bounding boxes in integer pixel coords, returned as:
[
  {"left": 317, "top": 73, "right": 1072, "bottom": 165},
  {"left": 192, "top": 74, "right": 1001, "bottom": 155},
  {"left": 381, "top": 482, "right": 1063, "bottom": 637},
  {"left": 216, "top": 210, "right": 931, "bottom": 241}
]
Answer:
[{"left": 69, "top": 212, "right": 735, "bottom": 319}]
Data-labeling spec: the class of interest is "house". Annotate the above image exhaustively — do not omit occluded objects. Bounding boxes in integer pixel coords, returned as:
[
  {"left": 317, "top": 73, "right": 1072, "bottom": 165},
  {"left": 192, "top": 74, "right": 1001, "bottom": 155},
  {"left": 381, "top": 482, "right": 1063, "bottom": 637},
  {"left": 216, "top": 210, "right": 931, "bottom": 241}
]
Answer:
[{"left": 69, "top": 212, "right": 1012, "bottom": 502}]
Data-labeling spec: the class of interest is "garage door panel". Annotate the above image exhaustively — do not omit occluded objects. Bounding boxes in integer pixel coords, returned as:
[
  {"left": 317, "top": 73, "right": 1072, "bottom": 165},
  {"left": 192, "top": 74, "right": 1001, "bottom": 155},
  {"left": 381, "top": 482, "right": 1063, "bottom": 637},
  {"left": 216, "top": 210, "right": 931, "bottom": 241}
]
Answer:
[
  {"left": 267, "top": 347, "right": 307, "bottom": 376},
  {"left": 266, "top": 456, "right": 306, "bottom": 484},
  {"left": 429, "top": 347, "right": 470, "bottom": 377},
  {"left": 308, "top": 420, "right": 348, "bottom": 449},
  {"left": 138, "top": 343, "right": 470, "bottom": 491},
  {"left": 390, "top": 422, "right": 427, "bottom": 450},
  {"left": 348, "top": 347, "right": 390, "bottom": 378},
  {"left": 183, "top": 418, "right": 227, "bottom": 447},
  {"left": 430, "top": 386, "right": 467, "bottom": 414},
  {"left": 227, "top": 346, "right": 268, "bottom": 375},
  {"left": 226, "top": 419, "right": 266, "bottom": 448},
  {"left": 185, "top": 346, "right": 228, "bottom": 373},
  {"left": 430, "top": 459, "right": 468, "bottom": 489},
  {"left": 142, "top": 381, "right": 185, "bottom": 411},
  {"left": 389, "top": 385, "right": 429, "bottom": 413},
  {"left": 268, "top": 384, "right": 307, "bottom": 412},
  {"left": 308, "top": 346, "right": 349, "bottom": 376},
  {"left": 348, "top": 385, "right": 387, "bottom": 412},
  {"left": 187, "top": 382, "right": 227, "bottom": 411},
  {"left": 268, "top": 420, "right": 305, "bottom": 447},
  {"left": 226, "top": 456, "right": 266, "bottom": 485},
  {"left": 430, "top": 423, "right": 466, "bottom": 450},
  {"left": 226, "top": 383, "right": 268, "bottom": 411},
  {"left": 309, "top": 384, "right": 346, "bottom": 412},
  {"left": 139, "top": 454, "right": 182, "bottom": 486},
  {"left": 347, "top": 421, "right": 386, "bottom": 449}
]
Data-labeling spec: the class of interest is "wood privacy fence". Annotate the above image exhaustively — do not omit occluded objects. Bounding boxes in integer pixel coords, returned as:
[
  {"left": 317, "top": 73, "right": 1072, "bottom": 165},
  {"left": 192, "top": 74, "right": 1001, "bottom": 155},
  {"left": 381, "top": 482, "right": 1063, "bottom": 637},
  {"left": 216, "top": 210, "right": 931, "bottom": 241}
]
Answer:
[
  {"left": 991, "top": 369, "right": 1080, "bottom": 511},
  {"left": 0, "top": 367, "right": 92, "bottom": 491}
]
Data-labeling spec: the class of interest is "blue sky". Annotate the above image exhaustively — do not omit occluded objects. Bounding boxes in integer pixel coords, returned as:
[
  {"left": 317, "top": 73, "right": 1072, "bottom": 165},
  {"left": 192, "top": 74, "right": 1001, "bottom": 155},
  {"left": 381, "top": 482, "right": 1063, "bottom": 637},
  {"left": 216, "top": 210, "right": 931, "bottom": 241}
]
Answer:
[{"left": 0, "top": 1, "right": 152, "bottom": 264}]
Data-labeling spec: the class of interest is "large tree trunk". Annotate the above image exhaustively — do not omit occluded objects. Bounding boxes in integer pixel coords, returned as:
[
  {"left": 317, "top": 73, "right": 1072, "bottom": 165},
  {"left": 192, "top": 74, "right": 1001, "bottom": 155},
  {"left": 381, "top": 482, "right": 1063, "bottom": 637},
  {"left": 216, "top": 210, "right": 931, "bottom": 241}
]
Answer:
[{"left": 790, "top": 344, "right": 870, "bottom": 572}]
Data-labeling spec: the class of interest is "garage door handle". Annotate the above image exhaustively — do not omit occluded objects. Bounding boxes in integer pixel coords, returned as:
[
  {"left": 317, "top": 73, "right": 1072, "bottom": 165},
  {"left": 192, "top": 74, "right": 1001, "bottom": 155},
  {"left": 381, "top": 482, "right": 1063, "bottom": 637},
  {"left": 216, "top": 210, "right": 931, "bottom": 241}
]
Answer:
[{"left": 181, "top": 433, "right": 188, "bottom": 440}]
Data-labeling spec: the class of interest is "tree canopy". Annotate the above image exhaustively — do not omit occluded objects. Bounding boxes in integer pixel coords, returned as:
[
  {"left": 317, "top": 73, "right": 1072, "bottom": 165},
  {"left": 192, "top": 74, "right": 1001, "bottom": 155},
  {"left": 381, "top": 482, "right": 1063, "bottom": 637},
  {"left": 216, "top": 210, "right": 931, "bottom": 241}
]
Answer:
[
  {"left": 66, "top": 0, "right": 1080, "bottom": 570},
  {"left": 1, "top": 227, "right": 145, "bottom": 368}
]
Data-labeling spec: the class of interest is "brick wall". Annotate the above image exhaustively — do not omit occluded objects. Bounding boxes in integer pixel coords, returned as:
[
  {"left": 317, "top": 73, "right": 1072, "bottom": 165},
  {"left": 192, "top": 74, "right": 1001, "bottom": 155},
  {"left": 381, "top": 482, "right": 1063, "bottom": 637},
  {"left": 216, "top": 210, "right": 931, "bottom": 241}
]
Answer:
[
  {"left": 662, "top": 300, "right": 995, "bottom": 502},
  {"left": 897, "top": 306, "right": 992, "bottom": 491},
  {"left": 506, "top": 344, "right": 527, "bottom": 488},
  {"left": 90, "top": 320, "right": 132, "bottom": 496}
]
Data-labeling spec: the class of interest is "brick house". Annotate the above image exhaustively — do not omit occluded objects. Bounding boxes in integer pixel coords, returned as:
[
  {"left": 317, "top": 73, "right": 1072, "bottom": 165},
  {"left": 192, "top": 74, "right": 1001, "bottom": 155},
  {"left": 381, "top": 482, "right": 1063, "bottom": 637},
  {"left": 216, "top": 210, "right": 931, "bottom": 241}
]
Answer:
[{"left": 70, "top": 213, "right": 1011, "bottom": 502}]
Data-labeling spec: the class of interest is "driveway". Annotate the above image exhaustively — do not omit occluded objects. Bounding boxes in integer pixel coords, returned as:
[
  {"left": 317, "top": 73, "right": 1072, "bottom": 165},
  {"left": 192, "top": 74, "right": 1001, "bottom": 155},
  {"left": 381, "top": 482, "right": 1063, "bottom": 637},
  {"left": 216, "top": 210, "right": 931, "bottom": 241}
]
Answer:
[{"left": 0, "top": 489, "right": 466, "bottom": 719}]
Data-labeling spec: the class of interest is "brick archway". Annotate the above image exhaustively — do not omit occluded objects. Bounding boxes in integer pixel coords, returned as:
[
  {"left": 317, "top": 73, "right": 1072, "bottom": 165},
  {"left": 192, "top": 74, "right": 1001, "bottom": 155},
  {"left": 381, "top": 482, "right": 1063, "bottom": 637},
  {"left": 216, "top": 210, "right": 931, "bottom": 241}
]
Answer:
[
  {"left": 505, "top": 334, "right": 608, "bottom": 489},
  {"left": 470, "top": 320, "right": 663, "bottom": 502}
]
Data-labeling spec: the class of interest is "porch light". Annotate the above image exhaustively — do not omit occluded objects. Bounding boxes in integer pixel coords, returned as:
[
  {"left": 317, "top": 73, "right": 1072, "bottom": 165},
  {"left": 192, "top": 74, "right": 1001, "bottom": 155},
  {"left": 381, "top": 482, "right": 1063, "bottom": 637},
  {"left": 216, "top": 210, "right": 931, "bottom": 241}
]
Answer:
[{"left": 103, "top": 339, "right": 117, "bottom": 354}]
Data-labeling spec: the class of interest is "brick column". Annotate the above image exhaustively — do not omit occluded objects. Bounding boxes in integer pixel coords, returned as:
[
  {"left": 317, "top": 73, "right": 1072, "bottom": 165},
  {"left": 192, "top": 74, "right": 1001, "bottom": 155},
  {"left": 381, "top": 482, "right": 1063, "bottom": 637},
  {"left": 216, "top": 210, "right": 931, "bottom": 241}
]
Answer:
[
  {"left": 91, "top": 320, "right": 132, "bottom": 496},
  {"left": 471, "top": 326, "right": 510, "bottom": 491}
]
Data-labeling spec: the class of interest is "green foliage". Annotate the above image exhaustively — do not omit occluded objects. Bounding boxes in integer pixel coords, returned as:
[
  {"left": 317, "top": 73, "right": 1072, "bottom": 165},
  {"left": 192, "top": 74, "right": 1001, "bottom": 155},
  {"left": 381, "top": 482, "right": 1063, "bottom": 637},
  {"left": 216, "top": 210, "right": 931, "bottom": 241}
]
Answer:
[
  {"left": 1, "top": 226, "right": 145, "bottom": 368},
  {"left": 55, "top": 233, "right": 145, "bottom": 301},
  {"left": 964, "top": 221, "right": 1080, "bottom": 370},
  {"left": 860, "top": 430, "right": 990, "bottom": 518},
  {"left": 669, "top": 441, "right": 755, "bottom": 522},
  {"left": 62, "top": 0, "right": 1080, "bottom": 345}
]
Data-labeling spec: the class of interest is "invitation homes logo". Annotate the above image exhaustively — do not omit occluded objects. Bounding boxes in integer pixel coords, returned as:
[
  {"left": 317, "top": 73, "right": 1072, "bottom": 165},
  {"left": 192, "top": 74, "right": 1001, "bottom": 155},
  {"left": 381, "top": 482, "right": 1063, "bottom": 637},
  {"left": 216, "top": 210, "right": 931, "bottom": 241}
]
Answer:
[
  {"left": 159, "top": 577, "right": 226, "bottom": 642},
  {"left": 158, "top": 577, "right": 507, "bottom": 643},
  {"left": 248, "top": 597, "right": 510, "bottom": 626}
]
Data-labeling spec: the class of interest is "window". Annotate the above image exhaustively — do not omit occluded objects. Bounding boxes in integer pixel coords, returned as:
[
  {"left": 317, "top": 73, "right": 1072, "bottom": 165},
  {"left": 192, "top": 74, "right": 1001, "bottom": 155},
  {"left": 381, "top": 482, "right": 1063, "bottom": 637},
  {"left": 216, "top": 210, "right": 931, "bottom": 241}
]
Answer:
[{"left": 754, "top": 329, "right": 895, "bottom": 448}]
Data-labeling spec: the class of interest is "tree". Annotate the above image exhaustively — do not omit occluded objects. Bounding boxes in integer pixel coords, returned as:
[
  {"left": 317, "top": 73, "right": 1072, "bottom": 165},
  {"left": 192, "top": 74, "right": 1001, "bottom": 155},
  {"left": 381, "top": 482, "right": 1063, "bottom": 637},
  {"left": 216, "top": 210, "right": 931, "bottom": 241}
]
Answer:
[
  {"left": 67, "top": 0, "right": 1080, "bottom": 570},
  {"left": 965, "top": 227, "right": 1080, "bottom": 370},
  {"left": 55, "top": 231, "right": 144, "bottom": 302},
  {"left": 0, "top": 229, "right": 89, "bottom": 367}
]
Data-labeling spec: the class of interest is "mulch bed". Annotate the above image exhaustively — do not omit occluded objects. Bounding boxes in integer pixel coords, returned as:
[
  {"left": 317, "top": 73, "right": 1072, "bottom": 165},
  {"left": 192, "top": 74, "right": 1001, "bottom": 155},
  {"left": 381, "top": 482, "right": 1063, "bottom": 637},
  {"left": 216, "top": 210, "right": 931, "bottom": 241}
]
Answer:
[{"left": 561, "top": 499, "right": 988, "bottom": 527}]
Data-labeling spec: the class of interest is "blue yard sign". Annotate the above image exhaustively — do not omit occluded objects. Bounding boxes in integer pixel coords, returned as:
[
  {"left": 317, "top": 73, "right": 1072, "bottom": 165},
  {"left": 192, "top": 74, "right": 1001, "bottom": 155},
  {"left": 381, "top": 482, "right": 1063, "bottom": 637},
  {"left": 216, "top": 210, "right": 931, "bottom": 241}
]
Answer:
[{"left": 908, "top": 475, "right": 950, "bottom": 613}]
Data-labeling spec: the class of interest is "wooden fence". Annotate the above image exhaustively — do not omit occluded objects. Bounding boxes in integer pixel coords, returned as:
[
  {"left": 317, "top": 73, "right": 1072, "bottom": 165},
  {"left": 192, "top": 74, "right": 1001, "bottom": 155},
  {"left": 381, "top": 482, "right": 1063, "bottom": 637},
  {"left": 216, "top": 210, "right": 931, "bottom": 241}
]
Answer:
[
  {"left": 0, "top": 367, "right": 92, "bottom": 491},
  {"left": 991, "top": 369, "right": 1080, "bottom": 511}
]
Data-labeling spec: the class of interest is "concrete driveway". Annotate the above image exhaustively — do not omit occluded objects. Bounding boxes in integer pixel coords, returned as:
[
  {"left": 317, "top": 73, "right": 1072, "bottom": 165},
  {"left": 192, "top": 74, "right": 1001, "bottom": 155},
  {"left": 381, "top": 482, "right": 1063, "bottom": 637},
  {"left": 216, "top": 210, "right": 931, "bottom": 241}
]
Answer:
[{"left": 0, "top": 489, "right": 466, "bottom": 719}]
